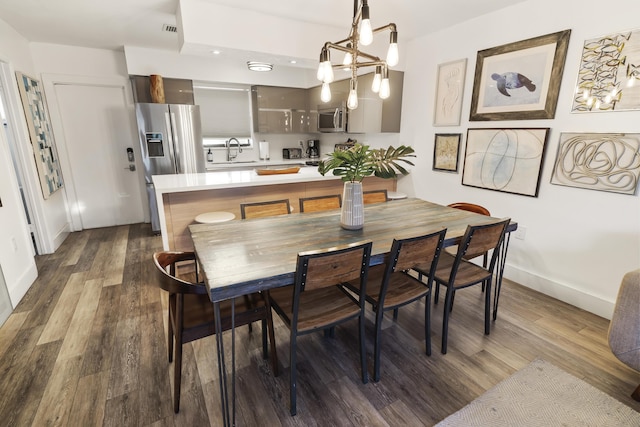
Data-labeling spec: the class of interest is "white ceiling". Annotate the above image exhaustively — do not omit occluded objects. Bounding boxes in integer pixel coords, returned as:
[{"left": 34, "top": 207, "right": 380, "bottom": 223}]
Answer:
[{"left": 0, "top": 0, "right": 523, "bottom": 68}]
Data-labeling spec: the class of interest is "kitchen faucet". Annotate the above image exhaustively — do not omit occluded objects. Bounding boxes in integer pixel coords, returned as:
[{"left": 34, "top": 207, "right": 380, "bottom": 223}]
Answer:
[{"left": 226, "top": 137, "right": 242, "bottom": 161}]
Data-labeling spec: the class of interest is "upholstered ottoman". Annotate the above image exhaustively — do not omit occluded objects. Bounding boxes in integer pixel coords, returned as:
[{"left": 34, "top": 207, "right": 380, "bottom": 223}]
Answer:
[{"left": 608, "top": 269, "right": 640, "bottom": 401}]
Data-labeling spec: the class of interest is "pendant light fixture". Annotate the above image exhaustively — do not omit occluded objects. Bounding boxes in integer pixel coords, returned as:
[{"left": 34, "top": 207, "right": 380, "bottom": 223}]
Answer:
[{"left": 316, "top": 0, "right": 398, "bottom": 109}]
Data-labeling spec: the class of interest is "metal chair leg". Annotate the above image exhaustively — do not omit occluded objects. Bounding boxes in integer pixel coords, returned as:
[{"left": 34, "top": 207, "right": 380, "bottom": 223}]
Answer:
[
  {"left": 359, "top": 313, "right": 368, "bottom": 384},
  {"left": 290, "top": 330, "right": 297, "bottom": 416},
  {"left": 484, "top": 279, "right": 492, "bottom": 335},
  {"left": 373, "top": 307, "right": 384, "bottom": 382},
  {"left": 425, "top": 290, "right": 432, "bottom": 356},
  {"left": 441, "top": 288, "right": 454, "bottom": 354}
]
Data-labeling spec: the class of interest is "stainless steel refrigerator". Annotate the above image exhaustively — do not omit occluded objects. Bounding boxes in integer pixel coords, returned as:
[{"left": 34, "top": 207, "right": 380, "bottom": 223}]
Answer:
[{"left": 135, "top": 103, "right": 204, "bottom": 233}]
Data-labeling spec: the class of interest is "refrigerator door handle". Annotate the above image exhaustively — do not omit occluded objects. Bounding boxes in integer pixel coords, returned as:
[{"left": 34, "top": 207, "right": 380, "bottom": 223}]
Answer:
[{"left": 165, "top": 111, "right": 180, "bottom": 174}]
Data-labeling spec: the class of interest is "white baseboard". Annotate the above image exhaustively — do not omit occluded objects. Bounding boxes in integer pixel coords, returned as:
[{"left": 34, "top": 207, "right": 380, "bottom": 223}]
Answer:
[
  {"left": 52, "top": 222, "right": 71, "bottom": 253},
  {"left": 504, "top": 264, "right": 614, "bottom": 320},
  {"left": 8, "top": 261, "right": 38, "bottom": 308}
]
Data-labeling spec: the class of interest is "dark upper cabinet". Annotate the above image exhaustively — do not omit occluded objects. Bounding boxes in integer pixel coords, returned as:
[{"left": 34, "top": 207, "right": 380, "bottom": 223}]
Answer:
[
  {"left": 251, "top": 71, "right": 402, "bottom": 134},
  {"left": 251, "top": 85, "right": 309, "bottom": 133}
]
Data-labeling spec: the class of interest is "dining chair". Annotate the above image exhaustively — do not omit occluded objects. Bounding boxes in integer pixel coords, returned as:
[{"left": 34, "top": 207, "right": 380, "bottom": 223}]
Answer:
[
  {"left": 153, "top": 251, "right": 278, "bottom": 412},
  {"left": 266, "top": 240, "right": 373, "bottom": 415},
  {"left": 363, "top": 189, "right": 388, "bottom": 204},
  {"left": 343, "top": 229, "right": 446, "bottom": 381},
  {"left": 421, "top": 218, "right": 510, "bottom": 354},
  {"left": 240, "top": 199, "right": 291, "bottom": 219},
  {"left": 299, "top": 194, "right": 341, "bottom": 213},
  {"left": 444, "top": 202, "right": 492, "bottom": 298}
]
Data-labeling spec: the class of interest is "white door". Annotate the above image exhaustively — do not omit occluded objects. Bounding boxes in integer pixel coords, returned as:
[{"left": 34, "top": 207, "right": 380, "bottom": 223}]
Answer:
[{"left": 48, "top": 80, "right": 145, "bottom": 229}]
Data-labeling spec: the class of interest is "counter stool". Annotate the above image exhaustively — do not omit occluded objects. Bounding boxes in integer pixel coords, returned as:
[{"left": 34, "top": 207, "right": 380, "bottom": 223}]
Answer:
[
  {"left": 387, "top": 191, "right": 407, "bottom": 200},
  {"left": 194, "top": 211, "right": 235, "bottom": 224}
]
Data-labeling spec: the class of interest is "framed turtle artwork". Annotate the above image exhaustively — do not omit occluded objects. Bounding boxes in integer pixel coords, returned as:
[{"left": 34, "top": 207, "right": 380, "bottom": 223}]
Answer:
[{"left": 469, "top": 30, "right": 571, "bottom": 121}]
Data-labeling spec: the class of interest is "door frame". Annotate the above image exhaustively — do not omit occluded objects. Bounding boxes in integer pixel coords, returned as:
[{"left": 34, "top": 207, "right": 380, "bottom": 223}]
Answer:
[
  {"left": 0, "top": 60, "right": 46, "bottom": 254},
  {"left": 42, "top": 74, "right": 148, "bottom": 231}
]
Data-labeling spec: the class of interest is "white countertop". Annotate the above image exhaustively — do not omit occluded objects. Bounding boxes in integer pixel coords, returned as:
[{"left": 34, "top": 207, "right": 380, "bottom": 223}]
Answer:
[
  {"left": 153, "top": 165, "right": 338, "bottom": 194},
  {"left": 204, "top": 158, "right": 308, "bottom": 171}
]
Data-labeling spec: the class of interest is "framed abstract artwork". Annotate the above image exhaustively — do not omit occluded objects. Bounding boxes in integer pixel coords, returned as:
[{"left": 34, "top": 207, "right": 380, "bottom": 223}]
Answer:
[
  {"left": 469, "top": 30, "right": 571, "bottom": 121},
  {"left": 433, "top": 133, "right": 462, "bottom": 172},
  {"left": 16, "top": 72, "right": 64, "bottom": 199},
  {"left": 462, "top": 128, "right": 550, "bottom": 197},
  {"left": 572, "top": 29, "right": 640, "bottom": 112},
  {"left": 433, "top": 58, "right": 467, "bottom": 126},
  {"left": 550, "top": 133, "right": 640, "bottom": 194}
]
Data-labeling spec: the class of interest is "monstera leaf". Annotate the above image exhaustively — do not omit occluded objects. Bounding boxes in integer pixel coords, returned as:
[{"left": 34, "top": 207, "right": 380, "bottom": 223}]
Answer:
[{"left": 318, "top": 143, "right": 415, "bottom": 182}]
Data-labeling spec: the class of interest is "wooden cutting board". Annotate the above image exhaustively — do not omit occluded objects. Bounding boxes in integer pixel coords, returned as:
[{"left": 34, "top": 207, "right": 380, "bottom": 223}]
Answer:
[{"left": 255, "top": 167, "right": 300, "bottom": 175}]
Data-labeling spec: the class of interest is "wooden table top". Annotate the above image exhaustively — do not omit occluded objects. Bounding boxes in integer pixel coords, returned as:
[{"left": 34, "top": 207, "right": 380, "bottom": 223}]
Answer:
[{"left": 189, "top": 198, "right": 517, "bottom": 302}]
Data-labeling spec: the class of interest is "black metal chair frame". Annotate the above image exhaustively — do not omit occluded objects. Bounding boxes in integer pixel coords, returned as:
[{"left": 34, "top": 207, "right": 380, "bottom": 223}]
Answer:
[
  {"left": 429, "top": 219, "right": 510, "bottom": 354},
  {"left": 268, "top": 241, "right": 373, "bottom": 415}
]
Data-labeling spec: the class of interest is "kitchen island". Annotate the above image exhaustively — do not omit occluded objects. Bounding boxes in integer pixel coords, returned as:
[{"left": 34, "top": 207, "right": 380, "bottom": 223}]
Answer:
[{"left": 153, "top": 166, "right": 398, "bottom": 251}]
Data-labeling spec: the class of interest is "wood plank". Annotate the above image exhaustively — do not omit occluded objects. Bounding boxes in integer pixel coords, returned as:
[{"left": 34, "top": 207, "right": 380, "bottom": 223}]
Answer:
[
  {"left": 379, "top": 399, "right": 427, "bottom": 427},
  {"left": 31, "top": 355, "right": 82, "bottom": 426},
  {"left": 56, "top": 278, "right": 103, "bottom": 360},
  {"left": 0, "top": 311, "right": 28, "bottom": 359},
  {"left": 37, "top": 271, "right": 86, "bottom": 345},
  {"left": 68, "top": 371, "right": 109, "bottom": 426}
]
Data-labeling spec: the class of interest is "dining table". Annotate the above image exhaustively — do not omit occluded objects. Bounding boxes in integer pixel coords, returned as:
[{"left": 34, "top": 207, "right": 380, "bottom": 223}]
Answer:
[{"left": 189, "top": 197, "right": 517, "bottom": 426}]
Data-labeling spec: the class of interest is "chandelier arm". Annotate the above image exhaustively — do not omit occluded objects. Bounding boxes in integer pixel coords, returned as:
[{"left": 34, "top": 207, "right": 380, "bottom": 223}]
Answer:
[
  {"left": 372, "top": 23, "right": 397, "bottom": 35},
  {"left": 353, "top": 60, "right": 386, "bottom": 68},
  {"left": 325, "top": 42, "right": 352, "bottom": 53}
]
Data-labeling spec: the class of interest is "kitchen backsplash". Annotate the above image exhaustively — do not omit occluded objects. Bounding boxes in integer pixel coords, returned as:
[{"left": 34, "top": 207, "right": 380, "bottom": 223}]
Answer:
[{"left": 203, "top": 132, "right": 402, "bottom": 164}]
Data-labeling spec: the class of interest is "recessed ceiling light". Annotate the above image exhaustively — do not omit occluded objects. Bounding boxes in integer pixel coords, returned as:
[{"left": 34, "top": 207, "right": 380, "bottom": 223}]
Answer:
[
  {"left": 290, "top": 60, "right": 297, "bottom": 64},
  {"left": 247, "top": 61, "right": 273, "bottom": 72},
  {"left": 211, "top": 50, "right": 221, "bottom": 55}
]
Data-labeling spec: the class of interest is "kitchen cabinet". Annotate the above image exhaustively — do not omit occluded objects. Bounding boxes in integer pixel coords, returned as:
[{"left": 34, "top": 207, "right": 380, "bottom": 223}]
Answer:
[
  {"left": 252, "top": 85, "right": 309, "bottom": 133},
  {"left": 251, "top": 72, "right": 403, "bottom": 135},
  {"left": 313, "top": 70, "right": 403, "bottom": 134},
  {"left": 381, "top": 70, "right": 404, "bottom": 133}
]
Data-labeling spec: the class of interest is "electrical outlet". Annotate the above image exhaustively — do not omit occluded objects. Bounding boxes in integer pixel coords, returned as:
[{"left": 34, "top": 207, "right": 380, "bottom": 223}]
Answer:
[
  {"left": 514, "top": 226, "right": 527, "bottom": 240},
  {"left": 11, "top": 237, "right": 18, "bottom": 252}
]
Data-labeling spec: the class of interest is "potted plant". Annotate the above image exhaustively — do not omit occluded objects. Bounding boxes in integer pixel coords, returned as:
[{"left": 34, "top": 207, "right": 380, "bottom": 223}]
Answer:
[{"left": 318, "top": 143, "right": 415, "bottom": 229}]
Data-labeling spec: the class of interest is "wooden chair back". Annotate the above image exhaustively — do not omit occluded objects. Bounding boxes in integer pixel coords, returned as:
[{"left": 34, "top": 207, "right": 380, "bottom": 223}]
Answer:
[
  {"left": 241, "top": 199, "right": 291, "bottom": 219},
  {"left": 378, "top": 229, "right": 446, "bottom": 303},
  {"left": 153, "top": 251, "right": 207, "bottom": 295},
  {"left": 299, "top": 195, "right": 342, "bottom": 213},
  {"left": 363, "top": 189, "right": 388, "bottom": 204},
  {"left": 454, "top": 219, "right": 510, "bottom": 273},
  {"left": 296, "top": 241, "right": 372, "bottom": 292},
  {"left": 447, "top": 202, "right": 490, "bottom": 216}
]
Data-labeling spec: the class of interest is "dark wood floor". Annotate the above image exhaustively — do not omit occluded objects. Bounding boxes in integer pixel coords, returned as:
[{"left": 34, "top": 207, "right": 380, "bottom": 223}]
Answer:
[{"left": 0, "top": 223, "right": 638, "bottom": 426}]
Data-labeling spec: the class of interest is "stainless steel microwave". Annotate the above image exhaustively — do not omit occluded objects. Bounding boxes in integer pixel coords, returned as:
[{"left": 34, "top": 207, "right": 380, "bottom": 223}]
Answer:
[{"left": 317, "top": 103, "right": 346, "bottom": 133}]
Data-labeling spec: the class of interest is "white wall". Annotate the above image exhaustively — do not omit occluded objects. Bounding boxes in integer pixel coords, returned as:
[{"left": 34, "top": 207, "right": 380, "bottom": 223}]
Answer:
[{"left": 399, "top": 0, "right": 640, "bottom": 319}]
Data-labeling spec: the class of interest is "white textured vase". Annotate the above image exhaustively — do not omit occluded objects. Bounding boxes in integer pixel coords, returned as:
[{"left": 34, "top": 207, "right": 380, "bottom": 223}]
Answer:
[{"left": 340, "top": 182, "right": 364, "bottom": 230}]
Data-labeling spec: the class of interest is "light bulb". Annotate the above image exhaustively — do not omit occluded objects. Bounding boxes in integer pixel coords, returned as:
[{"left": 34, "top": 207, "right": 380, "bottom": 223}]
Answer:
[
  {"left": 323, "top": 60, "right": 334, "bottom": 83},
  {"left": 379, "top": 78, "right": 390, "bottom": 99},
  {"left": 343, "top": 43, "right": 353, "bottom": 66},
  {"left": 321, "top": 82, "right": 332, "bottom": 103},
  {"left": 347, "top": 79, "right": 358, "bottom": 109},
  {"left": 316, "top": 62, "right": 324, "bottom": 82},
  {"left": 386, "top": 43, "right": 399, "bottom": 67},
  {"left": 371, "top": 72, "right": 382, "bottom": 93},
  {"left": 316, "top": 50, "right": 326, "bottom": 81},
  {"left": 360, "top": 19, "right": 373, "bottom": 46},
  {"left": 386, "top": 31, "right": 399, "bottom": 66},
  {"left": 347, "top": 89, "right": 359, "bottom": 109}
]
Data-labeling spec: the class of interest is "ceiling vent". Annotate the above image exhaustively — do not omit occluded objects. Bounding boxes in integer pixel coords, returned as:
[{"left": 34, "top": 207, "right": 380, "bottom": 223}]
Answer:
[{"left": 162, "top": 24, "right": 177, "bottom": 33}]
